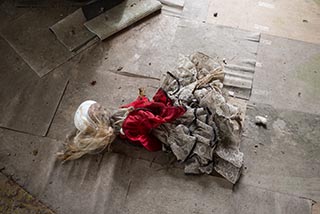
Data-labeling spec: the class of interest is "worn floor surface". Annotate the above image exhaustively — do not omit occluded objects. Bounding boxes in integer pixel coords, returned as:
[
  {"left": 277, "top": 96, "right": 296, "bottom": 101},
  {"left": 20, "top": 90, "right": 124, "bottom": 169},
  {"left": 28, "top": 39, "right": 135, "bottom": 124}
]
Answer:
[
  {"left": 0, "top": 0, "right": 320, "bottom": 213},
  {"left": 206, "top": 0, "right": 320, "bottom": 44}
]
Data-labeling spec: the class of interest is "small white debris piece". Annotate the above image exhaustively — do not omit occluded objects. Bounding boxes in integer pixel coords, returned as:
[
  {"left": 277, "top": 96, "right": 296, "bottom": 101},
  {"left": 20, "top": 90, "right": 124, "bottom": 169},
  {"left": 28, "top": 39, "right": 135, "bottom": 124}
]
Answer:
[
  {"left": 255, "top": 116, "right": 267, "bottom": 126},
  {"left": 228, "top": 91, "right": 235, "bottom": 96},
  {"left": 258, "top": 1, "right": 275, "bottom": 9}
]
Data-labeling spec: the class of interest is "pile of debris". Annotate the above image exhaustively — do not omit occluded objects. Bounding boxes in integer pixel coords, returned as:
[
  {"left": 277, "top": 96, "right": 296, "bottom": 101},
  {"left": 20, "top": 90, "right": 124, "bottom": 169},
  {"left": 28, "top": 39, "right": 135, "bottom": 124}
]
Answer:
[
  {"left": 58, "top": 52, "right": 244, "bottom": 184},
  {"left": 155, "top": 52, "right": 244, "bottom": 183}
]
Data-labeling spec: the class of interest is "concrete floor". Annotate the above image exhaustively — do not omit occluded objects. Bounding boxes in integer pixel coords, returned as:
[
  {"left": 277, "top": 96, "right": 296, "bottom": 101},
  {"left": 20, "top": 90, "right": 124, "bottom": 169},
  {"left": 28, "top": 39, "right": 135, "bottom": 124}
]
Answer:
[{"left": 0, "top": 0, "right": 320, "bottom": 213}]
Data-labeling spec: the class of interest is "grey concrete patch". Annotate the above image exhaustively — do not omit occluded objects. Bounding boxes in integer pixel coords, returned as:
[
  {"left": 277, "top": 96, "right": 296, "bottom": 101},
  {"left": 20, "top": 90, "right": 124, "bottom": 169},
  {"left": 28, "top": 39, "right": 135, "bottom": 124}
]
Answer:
[
  {"left": 111, "top": 137, "right": 178, "bottom": 166},
  {"left": 120, "top": 158, "right": 233, "bottom": 214},
  {"left": 171, "top": 19, "right": 260, "bottom": 99},
  {"left": 84, "top": 0, "right": 162, "bottom": 40},
  {"left": 172, "top": 20, "right": 260, "bottom": 67},
  {"left": 109, "top": 137, "right": 189, "bottom": 172},
  {"left": 50, "top": 8, "right": 96, "bottom": 52},
  {"left": 251, "top": 34, "right": 320, "bottom": 115},
  {"left": 205, "top": 0, "right": 320, "bottom": 44},
  {"left": 1, "top": 127, "right": 314, "bottom": 214},
  {"left": 181, "top": 0, "right": 209, "bottom": 22},
  {"left": 240, "top": 103, "right": 320, "bottom": 202},
  {"left": 0, "top": 8, "right": 76, "bottom": 77},
  {"left": 233, "top": 184, "right": 312, "bottom": 214},
  {"left": 0, "top": 37, "right": 69, "bottom": 136},
  {"left": 0, "top": 128, "right": 234, "bottom": 214}
]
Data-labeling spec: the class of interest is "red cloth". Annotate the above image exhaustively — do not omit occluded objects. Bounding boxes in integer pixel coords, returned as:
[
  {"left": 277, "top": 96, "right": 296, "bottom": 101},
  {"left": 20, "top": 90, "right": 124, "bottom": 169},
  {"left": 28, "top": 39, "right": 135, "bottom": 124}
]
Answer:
[{"left": 121, "top": 88, "right": 186, "bottom": 151}]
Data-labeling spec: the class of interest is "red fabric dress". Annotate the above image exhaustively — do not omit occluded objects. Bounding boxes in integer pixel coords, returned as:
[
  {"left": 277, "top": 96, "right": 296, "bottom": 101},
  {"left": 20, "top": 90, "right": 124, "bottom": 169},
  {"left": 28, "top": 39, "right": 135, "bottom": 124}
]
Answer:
[{"left": 121, "top": 88, "right": 186, "bottom": 151}]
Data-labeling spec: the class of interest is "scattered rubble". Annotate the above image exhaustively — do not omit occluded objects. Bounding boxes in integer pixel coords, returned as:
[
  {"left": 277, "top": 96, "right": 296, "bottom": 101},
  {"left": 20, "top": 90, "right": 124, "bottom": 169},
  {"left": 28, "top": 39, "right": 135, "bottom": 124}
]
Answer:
[{"left": 255, "top": 115, "right": 267, "bottom": 128}]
